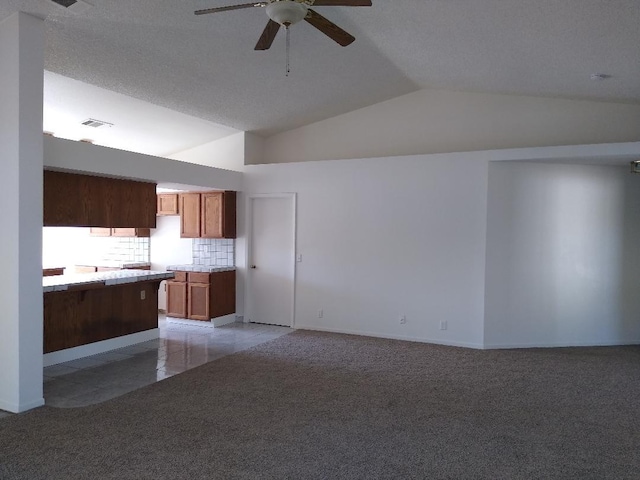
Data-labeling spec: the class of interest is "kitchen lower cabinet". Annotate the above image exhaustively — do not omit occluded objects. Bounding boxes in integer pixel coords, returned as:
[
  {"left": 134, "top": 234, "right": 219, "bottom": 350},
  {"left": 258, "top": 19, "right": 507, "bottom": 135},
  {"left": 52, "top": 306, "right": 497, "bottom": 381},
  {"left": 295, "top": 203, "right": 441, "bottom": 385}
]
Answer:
[
  {"left": 43, "top": 268, "right": 65, "bottom": 277},
  {"left": 166, "top": 280, "right": 188, "bottom": 318},
  {"left": 44, "top": 279, "right": 161, "bottom": 353},
  {"left": 166, "top": 270, "right": 235, "bottom": 321},
  {"left": 188, "top": 282, "right": 210, "bottom": 320}
]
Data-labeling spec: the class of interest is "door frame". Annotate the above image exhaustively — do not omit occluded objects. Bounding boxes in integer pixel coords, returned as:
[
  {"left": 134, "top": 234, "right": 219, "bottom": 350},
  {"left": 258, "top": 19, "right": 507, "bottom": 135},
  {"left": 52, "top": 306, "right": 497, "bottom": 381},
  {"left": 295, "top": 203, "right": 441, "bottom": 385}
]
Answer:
[{"left": 245, "top": 193, "right": 297, "bottom": 328}]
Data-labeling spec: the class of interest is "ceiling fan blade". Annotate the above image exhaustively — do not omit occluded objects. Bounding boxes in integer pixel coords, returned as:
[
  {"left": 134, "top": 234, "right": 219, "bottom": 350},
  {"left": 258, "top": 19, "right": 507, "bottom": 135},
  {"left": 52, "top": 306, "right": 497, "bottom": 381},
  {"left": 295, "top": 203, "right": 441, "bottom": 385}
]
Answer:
[
  {"left": 195, "top": 2, "right": 266, "bottom": 16},
  {"left": 311, "top": 0, "right": 372, "bottom": 6},
  {"left": 255, "top": 19, "right": 281, "bottom": 50},
  {"left": 304, "top": 9, "right": 355, "bottom": 47}
]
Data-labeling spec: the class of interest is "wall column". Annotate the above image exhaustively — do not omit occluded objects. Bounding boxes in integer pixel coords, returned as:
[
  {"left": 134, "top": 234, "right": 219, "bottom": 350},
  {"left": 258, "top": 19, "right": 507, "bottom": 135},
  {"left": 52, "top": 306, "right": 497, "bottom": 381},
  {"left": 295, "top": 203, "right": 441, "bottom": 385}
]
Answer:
[{"left": 0, "top": 12, "right": 45, "bottom": 413}]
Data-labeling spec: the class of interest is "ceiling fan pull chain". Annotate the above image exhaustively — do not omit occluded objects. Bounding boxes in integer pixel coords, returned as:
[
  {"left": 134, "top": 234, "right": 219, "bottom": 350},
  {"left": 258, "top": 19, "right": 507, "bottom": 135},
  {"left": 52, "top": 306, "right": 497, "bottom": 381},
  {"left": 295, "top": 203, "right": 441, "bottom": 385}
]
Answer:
[{"left": 285, "top": 25, "right": 291, "bottom": 77}]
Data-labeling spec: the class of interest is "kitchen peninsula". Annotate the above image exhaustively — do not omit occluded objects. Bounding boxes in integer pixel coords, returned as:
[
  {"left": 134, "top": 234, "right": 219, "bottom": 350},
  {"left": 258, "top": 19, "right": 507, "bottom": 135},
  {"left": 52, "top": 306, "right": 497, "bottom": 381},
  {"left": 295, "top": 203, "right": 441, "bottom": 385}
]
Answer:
[{"left": 43, "top": 269, "right": 174, "bottom": 365}]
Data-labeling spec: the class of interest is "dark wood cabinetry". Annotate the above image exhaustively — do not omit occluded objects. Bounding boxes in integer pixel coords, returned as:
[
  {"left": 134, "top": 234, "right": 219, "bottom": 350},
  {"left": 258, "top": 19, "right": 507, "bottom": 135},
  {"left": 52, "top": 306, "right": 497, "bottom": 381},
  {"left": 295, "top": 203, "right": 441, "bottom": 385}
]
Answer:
[
  {"left": 179, "top": 191, "right": 236, "bottom": 239},
  {"left": 166, "top": 270, "right": 236, "bottom": 321},
  {"left": 43, "top": 268, "right": 65, "bottom": 277},
  {"left": 44, "top": 279, "right": 161, "bottom": 353},
  {"left": 44, "top": 170, "right": 157, "bottom": 228},
  {"left": 157, "top": 194, "right": 179, "bottom": 216}
]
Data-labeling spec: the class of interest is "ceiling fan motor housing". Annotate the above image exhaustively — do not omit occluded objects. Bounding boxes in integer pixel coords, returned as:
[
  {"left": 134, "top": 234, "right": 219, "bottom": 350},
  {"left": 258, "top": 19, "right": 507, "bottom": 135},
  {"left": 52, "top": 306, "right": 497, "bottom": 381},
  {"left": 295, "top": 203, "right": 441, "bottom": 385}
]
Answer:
[{"left": 266, "top": 1, "right": 309, "bottom": 26}]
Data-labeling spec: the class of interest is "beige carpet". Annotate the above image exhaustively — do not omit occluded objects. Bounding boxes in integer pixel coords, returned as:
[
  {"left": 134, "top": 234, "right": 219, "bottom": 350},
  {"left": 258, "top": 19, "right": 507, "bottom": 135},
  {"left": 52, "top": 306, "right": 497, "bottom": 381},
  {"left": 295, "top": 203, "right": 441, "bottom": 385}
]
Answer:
[{"left": 1, "top": 331, "right": 639, "bottom": 479}]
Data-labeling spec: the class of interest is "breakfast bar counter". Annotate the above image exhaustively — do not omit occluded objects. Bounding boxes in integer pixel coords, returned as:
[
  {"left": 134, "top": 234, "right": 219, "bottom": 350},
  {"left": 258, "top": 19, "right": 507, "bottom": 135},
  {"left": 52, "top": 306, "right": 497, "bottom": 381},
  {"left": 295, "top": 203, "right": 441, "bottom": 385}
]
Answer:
[{"left": 43, "top": 270, "right": 174, "bottom": 354}]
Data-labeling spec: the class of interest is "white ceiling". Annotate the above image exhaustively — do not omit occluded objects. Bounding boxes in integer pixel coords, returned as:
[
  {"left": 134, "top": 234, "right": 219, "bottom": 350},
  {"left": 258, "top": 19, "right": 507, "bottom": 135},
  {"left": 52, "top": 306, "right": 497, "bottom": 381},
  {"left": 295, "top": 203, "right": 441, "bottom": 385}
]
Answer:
[
  {"left": 2, "top": 0, "right": 640, "bottom": 138},
  {"left": 44, "top": 71, "right": 239, "bottom": 156}
]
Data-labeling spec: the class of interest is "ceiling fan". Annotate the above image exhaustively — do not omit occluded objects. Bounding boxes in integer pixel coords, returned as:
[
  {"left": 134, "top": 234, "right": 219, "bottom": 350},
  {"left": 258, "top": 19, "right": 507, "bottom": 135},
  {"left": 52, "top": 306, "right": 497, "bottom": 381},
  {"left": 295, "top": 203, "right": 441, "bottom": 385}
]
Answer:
[{"left": 195, "top": 0, "right": 372, "bottom": 51}]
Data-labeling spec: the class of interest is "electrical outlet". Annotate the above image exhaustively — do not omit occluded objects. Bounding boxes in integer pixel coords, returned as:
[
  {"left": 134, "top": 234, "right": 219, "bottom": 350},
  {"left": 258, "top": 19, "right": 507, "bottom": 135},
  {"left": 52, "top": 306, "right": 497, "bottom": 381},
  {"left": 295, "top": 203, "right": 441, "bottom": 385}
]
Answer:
[
  {"left": 440, "top": 320, "right": 447, "bottom": 331},
  {"left": 140, "top": 290, "right": 146, "bottom": 300},
  {"left": 399, "top": 315, "right": 407, "bottom": 325},
  {"left": 318, "top": 309, "right": 323, "bottom": 318}
]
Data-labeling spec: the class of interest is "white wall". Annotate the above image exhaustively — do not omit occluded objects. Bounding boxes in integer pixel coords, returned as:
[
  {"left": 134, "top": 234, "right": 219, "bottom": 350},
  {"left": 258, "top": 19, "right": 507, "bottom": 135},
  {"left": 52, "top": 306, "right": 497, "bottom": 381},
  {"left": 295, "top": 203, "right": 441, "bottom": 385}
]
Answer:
[
  {"left": 168, "top": 131, "right": 246, "bottom": 172},
  {"left": 0, "top": 12, "right": 44, "bottom": 413},
  {"left": 44, "top": 135, "right": 243, "bottom": 191},
  {"left": 42, "top": 227, "right": 90, "bottom": 269},
  {"left": 484, "top": 162, "right": 640, "bottom": 347},
  {"left": 260, "top": 89, "right": 640, "bottom": 164},
  {"left": 150, "top": 216, "right": 192, "bottom": 310},
  {"left": 243, "top": 154, "right": 490, "bottom": 348}
]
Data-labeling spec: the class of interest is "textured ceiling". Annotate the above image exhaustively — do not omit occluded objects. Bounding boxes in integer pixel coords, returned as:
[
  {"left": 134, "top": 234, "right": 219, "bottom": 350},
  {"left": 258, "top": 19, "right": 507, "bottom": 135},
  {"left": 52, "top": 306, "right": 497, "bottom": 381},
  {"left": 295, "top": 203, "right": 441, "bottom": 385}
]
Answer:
[{"left": 2, "top": 0, "right": 639, "bottom": 137}]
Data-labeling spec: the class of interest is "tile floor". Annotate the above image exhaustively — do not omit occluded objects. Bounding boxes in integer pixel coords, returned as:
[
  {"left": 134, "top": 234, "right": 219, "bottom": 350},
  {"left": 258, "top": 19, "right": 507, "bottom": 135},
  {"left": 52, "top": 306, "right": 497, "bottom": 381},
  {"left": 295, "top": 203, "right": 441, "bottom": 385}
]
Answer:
[{"left": 0, "top": 317, "right": 290, "bottom": 417}]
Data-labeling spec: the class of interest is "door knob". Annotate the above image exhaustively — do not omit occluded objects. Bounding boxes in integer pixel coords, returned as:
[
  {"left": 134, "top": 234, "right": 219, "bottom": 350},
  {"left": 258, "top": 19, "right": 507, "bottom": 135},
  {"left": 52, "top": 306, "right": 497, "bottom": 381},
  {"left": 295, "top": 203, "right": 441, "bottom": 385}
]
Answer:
[{"left": 250, "top": 265, "right": 257, "bottom": 269}]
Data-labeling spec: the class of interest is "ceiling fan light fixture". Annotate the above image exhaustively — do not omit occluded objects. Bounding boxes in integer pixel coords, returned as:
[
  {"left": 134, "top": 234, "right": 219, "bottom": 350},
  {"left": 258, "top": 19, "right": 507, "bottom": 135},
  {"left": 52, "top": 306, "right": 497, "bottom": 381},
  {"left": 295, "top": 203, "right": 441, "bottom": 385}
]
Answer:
[{"left": 266, "top": 1, "right": 308, "bottom": 26}]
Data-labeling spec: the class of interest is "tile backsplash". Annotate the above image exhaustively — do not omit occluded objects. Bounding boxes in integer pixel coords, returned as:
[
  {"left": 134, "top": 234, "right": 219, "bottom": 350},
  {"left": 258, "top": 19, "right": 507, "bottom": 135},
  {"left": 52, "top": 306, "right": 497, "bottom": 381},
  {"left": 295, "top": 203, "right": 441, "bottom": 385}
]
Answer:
[
  {"left": 95, "top": 237, "right": 150, "bottom": 264},
  {"left": 192, "top": 238, "right": 234, "bottom": 267}
]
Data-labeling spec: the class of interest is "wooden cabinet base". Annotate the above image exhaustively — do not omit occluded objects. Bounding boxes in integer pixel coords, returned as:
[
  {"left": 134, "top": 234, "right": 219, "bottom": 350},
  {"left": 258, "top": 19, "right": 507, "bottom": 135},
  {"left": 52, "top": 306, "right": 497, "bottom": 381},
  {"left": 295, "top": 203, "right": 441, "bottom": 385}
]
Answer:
[
  {"left": 166, "top": 270, "right": 236, "bottom": 322},
  {"left": 44, "top": 280, "right": 161, "bottom": 353}
]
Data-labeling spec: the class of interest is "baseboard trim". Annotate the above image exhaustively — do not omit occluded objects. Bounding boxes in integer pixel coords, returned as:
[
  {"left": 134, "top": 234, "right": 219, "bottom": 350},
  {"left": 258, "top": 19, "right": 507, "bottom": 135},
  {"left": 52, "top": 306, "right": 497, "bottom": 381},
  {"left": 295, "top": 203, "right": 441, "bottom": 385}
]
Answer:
[
  {"left": 43, "top": 329, "right": 160, "bottom": 367},
  {"left": 166, "top": 314, "right": 237, "bottom": 328},
  {"left": 483, "top": 339, "right": 640, "bottom": 349},
  {"left": 294, "top": 324, "right": 484, "bottom": 350},
  {"left": 212, "top": 314, "right": 236, "bottom": 327},
  {"left": 0, "top": 397, "right": 45, "bottom": 414}
]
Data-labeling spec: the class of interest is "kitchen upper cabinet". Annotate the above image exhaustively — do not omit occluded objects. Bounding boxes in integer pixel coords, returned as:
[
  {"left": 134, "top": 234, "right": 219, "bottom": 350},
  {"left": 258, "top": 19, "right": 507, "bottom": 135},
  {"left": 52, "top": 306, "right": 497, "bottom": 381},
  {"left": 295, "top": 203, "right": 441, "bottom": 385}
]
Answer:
[
  {"left": 201, "top": 192, "right": 223, "bottom": 238},
  {"left": 89, "top": 227, "right": 150, "bottom": 237},
  {"left": 44, "top": 170, "right": 157, "bottom": 228},
  {"left": 89, "top": 227, "right": 112, "bottom": 237},
  {"left": 180, "top": 193, "right": 201, "bottom": 238},
  {"left": 179, "top": 191, "right": 236, "bottom": 239},
  {"left": 157, "top": 194, "right": 179, "bottom": 216}
]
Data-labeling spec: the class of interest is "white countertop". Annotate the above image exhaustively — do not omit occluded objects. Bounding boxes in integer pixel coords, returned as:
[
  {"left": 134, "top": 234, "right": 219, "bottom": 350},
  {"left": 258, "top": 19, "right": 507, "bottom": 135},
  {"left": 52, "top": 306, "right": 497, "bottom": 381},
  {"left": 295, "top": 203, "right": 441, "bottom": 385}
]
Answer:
[
  {"left": 167, "top": 265, "right": 236, "bottom": 273},
  {"left": 43, "top": 269, "right": 174, "bottom": 293}
]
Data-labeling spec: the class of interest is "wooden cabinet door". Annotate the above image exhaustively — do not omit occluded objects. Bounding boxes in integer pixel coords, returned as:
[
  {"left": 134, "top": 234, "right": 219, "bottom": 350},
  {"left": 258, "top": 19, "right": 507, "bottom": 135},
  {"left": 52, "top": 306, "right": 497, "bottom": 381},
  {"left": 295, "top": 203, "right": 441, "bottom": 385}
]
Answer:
[
  {"left": 201, "top": 192, "right": 223, "bottom": 238},
  {"left": 166, "top": 281, "right": 188, "bottom": 318},
  {"left": 89, "top": 227, "right": 112, "bottom": 236},
  {"left": 111, "top": 227, "right": 135, "bottom": 237},
  {"left": 44, "top": 170, "right": 156, "bottom": 228},
  {"left": 74, "top": 266, "right": 98, "bottom": 274},
  {"left": 180, "top": 193, "right": 201, "bottom": 238},
  {"left": 222, "top": 191, "right": 237, "bottom": 239},
  {"left": 210, "top": 270, "right": 236, "bottom": 319},
  {"left": 111, "top": 228, "right": 150, "bottom": 237},
  {"left": 157, "top": 194, "right": 179, "bottom": 216},
  {"left": 43, "top": 268, "right": 65, "bottom": 277},
  {"left": 188, "top": 282, "right": 210, "bottom": 321}
]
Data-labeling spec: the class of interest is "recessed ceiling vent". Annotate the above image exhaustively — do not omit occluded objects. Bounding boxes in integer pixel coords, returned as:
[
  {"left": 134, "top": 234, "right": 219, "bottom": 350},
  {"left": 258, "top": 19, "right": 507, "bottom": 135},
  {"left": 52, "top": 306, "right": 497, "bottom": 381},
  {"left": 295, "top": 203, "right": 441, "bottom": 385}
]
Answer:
[
  {"left": 81, "top": 118, "right": 113, "bottom": 128},
  {"left": 48, "top": 0, "right": 93, "bottom": 13}
]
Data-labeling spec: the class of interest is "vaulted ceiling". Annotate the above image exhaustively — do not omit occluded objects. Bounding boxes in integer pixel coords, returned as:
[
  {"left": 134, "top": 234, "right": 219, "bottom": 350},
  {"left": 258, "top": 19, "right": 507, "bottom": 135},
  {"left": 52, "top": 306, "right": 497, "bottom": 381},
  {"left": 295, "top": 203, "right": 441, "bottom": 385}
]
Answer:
[{"left": 3, "top": 0, "right": 639, "bottom": 139}]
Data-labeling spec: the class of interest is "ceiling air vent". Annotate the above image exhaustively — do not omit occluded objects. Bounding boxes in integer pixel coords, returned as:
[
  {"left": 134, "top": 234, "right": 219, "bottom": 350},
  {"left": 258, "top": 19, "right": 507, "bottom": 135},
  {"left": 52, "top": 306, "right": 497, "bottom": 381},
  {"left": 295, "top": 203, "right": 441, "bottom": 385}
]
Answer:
[{"left": 81, "top": 118, "right": 113, "bottom": 128}]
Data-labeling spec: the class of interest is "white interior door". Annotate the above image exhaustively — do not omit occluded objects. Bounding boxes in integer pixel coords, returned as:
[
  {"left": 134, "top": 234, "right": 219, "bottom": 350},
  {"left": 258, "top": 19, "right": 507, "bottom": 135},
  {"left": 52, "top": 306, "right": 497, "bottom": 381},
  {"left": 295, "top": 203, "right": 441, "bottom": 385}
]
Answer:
[{"left": 246, "top": 194, "right": 295, "bottom": 327}]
